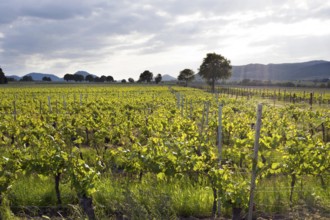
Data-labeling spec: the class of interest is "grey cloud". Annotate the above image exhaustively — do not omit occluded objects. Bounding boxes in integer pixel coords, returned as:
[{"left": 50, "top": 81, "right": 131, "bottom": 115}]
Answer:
[{"left": 0, "top": 0, "right": 329, "bottom": 75}]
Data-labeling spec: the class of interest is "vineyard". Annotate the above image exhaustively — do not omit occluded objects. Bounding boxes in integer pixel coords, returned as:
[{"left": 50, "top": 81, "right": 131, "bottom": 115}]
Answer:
[{"left": 0, "top": 84, "right": 329, "bottom": 219}]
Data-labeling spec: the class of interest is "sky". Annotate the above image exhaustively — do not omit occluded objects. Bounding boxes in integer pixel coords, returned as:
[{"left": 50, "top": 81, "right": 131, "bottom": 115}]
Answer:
[{"left": 0, "top": 0, "right": 330, "bottom": 80}]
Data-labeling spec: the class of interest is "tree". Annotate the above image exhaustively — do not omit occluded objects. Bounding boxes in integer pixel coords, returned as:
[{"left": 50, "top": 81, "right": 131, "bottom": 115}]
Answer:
[
  {"left": 0, "top": 68, "right": 8, "bottom": 84},
  {"left": 128, "top": 78, "right": 135, "bottom": 83},
  {"left": 199, "top": 53, "right": 232, "bottom": 92},
  {"left": 121, "top": 79, "right": 127, "bottom": 83},
  {"left": 64, "top": 73, "right": 74, "bottom": 82},
  {"left": 42, "top": 76, "right": 52, "bottom": 82},
  {"left": 100, "top": 75, "right": 107, "bottom": 82},
  {"left": 155, "top": 74, "right": 162, "bottom": 84},
  {"left": 21, "top": 75, "right": 33, "bottom": 82},
  {"left": 178, "top": 69, "right": 195, "bottom": 87},
  {"left": 106, "top": 76, "right": 114, "bottom": 82},
  {"left": 85, "top": 75, "right": 94, "bottom": 82},
  {"left": 139, "top": 70, "right": 153, "bottom": 83},
  {"left": 73, "top": 74, "right": 84, "bottom": 82}
]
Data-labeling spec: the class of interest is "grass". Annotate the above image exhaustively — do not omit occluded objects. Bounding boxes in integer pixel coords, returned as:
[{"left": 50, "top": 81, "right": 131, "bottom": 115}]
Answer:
[
  {"left": 5, "top": 170, "right": 330, "bottom": 219},
  {"left": 254, "top": 175, "right": 330, "bottom": 218}
]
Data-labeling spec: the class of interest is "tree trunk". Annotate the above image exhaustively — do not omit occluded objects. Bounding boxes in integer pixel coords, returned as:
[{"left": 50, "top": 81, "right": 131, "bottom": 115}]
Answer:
[
  {"left": 55, "top": 173, "right": 62, "bottom": 205},
  {"left": 212, "top": 187, "right": 217, "bottom": 218},
  {"left": 79, "top": 195, "right": 96, "bottom": 220},
  {"left": 232, "top": 206, "right": 242, "bottom": 220},
  {"left": 290, "top": 174, "right": 296, "bottom": 207}
]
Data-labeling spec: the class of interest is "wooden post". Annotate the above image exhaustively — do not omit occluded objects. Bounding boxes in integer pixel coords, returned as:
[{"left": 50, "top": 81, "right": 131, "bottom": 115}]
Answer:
[
  {"left": 181, "top": 96, "right": 184, "bottom": 117},
  {"left": 63, "top": 96, "right": 67, "bottom": 110},
  {"left": 248, "top": 104, "right": 263, "bottom": 220},
  {"left": 201, "top": 103, "right": 205, "bottom": 133},
  {"left": 205, "top": 102, "right": 209, "bottom": 126},
  {"left": 190, "top": 100, "right": 192, "bottom": 118},
  {"left": 13, "top": 101, "right": 17, "bottom": 121},
  {"left": 48, "top": 96, "right": 52, "bottom": 112},
  {"left": 177, "top": 93, "right": 180, "bottom": 109},
  {"left": 217, "top": 104, "right": 223, "bottom": 217}
]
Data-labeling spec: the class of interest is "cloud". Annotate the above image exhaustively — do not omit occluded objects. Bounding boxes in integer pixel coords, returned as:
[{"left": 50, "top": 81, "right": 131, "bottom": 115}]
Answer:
[{"left": 0, "top": 0, "right": 329, "bottom": 78}]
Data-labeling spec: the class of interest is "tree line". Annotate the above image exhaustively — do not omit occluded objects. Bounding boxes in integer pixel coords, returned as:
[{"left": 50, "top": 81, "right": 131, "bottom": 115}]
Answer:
[{"left": 1, "top": 53, "right": 234, "bottom": 89}]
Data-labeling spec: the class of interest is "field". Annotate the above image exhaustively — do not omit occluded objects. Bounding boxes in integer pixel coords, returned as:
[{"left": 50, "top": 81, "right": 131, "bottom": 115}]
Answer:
[{"left": 0, "top": 84, "right": 329, "bottom": 219}]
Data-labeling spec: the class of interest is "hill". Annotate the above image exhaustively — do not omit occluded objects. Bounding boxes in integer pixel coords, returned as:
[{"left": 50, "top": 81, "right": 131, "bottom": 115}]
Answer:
[
  {"left": 230, "top": 60, "right": 330, "bottom": 81},
  {"left": 6, "top": 75, "right": 21, "bottom": 81},
  {"left": 162, "top": 74, "right": 177, "bottom": 81},
  {"left": 192, "top": 60, "right": 330, "bottom": 82},
  {"left": 25, "top": 73, "right": 63, "bottom": 81},
  {"left": 74, "top": 71, "right": 97, "bottom": 78}
]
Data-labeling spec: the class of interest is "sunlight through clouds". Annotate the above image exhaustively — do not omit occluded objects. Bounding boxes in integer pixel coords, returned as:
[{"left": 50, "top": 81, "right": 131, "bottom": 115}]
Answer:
[{"left": 0, "top": 0, "right": 329, "bottom": 79}]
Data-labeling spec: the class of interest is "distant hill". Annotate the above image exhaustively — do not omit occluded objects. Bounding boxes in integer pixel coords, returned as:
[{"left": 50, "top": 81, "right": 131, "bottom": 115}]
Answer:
[
  {"left": 6, "top": 75, "right": 21, "bottom": 81},
  {"left": 193, "top": 60, "right": 330, "bottom": 82},
  {"left": 74, "top": 71, "right": 97, "bottom": 78},
  {"left": 231, "top": 60, "right": 330, "bottom": 81},
  {"left": 26, "top": 73, "right": 63, "bottom": 81},
  {"left": 7, "top": 73, "right": 63, "bottom": 81},
  {"left": 162, "top": 74, "right": 177, "bottom": 81}
]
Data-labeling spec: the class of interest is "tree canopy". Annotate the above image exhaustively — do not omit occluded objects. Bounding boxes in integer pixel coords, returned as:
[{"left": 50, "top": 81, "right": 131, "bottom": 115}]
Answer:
[
  {"left": 155, "top": 74, "right": 162, "bottom": 84},
  {"left": 85, "top": 75, "right": 94, "bottom": 82},
  {"left": 128, "top": 78, "right": 135, "bottom": 83},
  {"left": 178, "top": 69, "right": 195, "bottom": 86},
  {"left": 139, "top": 70, "right": 153, "bottom": 83},
  {"left": 106, "top": 76, "right": 114, "bottom": 82},
  {"left": 199, "top": 53, "right": 232, "bottom": 92},
  {"left": 0, "top": 68, "right": 8, "bottom": 84},
  {"left": 64, "top": 73, "right": 74, "bottom": 81},
  {"left": 73, "top": 74, "right": 84, "bottom": 82},
  {"left": 42, "top": 76, "right": 52, "bottom": 82},
  {"left": 21, "top": 75, "right": 33, "bottom": 82}
]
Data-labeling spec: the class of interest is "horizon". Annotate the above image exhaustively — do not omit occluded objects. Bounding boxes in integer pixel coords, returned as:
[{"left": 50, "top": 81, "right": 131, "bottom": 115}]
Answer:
[
  {"left": 1, "top": 1, "right": 330, "bottom": 79},
  {"left": 4, "top": 59, "right": 330, "bottom": 80}
]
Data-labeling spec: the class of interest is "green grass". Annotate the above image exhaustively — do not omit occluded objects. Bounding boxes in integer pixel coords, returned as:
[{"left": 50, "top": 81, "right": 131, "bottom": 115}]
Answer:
[{"left": 5, "top": 172, "right": 330, "bottom": 219}]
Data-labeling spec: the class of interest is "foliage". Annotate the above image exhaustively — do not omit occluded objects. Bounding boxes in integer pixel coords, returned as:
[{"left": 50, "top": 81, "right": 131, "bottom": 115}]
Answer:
[
  {"left": 0, "top": 68, "right": 8, "bottom": 84},
  {"left": 155, "top": 74, "right": 162, "bottom": 84},
  {"left": 85, "top": 75, "right": 94, "bottom": 82},
  {"left": 0, "top": 85, "right": 329, "bottom": 219},
  {"left": 64, "top": 73, "right": 74, "bottom": 81},
  {"left": 128, "top": 78, "right": 135, "bottom": 83},
  {"left": 20, "top": 75, "right": 33, "bottom": 82},
  {"left": 178, "top": 69, "right": 195, "bottom": 86},
  {"left": 74, "top": 74, "right": 84, "bottom": 82},
  {"left": 42, "top": 76, "right": 52, "bottom": 81},
  {"left": 139, "top": 70, "right": 153, "bottom": 83},
  {"left": 199, "top": 53, "right": 232, "bottom": 92}
]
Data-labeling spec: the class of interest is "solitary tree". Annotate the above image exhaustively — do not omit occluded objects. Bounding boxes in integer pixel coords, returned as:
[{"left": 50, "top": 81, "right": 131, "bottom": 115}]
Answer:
[
  {"left": 128, "top": 78, "right": 135, "bottom": 83},
  {"left": 199, "top": 53, "right": 232, "bottom": 92},
  {"left": 139, "top": 70, "right": 153, "bottom": 83},
  {"left": 121, "top": 79, "right": 127, "bottom": 83},
  {"left": 0, "top": 67, "right": 8, "bottom": 84},
  {"left": 178, "top": 69, "right": 195, "bottom": 87},
  {"left": 155, "top": 74, "right": 162, "bottom": 84}
]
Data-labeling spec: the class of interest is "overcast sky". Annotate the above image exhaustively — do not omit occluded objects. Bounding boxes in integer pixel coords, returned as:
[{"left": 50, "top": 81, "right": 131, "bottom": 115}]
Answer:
[{"left": 1, "top": 0, "right": 330, "bottom": 79}]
